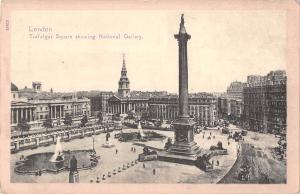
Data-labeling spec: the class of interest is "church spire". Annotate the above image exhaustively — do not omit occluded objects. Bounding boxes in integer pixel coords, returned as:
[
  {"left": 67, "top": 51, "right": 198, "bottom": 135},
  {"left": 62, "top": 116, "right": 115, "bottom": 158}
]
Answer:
[
  {"left": 122, "top": 53, "right": 127, "bottom": 72},
  {"left": 118, "top": 54, "right": 130, "bottom": 98}
]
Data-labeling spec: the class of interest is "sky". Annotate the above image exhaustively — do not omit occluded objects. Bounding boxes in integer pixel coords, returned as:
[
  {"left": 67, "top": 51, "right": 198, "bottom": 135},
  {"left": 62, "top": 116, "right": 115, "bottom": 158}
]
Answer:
[{"left": 11, "top": 11, "right": 286, "bottom": 93}]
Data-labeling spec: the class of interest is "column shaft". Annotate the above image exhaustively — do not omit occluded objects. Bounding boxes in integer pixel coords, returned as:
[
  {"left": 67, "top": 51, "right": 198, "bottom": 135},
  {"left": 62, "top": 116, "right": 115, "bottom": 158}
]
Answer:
[
  {"left": 29, "top": 108, "right": 31, "bottom": 122},
  {"left": 11, "top": 109, "right": 13, "bottom": 124},
  {"left": 25, "top": 108, "right": 28, "bottom": 121},
  {"left": 20, "top": 108, "right": 23, "bottom": 121},
  {"left": 16, "top": 109, "right": 19, "bottom": 123}
]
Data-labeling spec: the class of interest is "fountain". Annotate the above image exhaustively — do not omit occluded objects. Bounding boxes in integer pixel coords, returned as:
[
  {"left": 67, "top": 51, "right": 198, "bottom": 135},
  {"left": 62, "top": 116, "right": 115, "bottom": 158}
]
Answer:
[
  {"left": 138, "top": 122, "right": 146, "bottom": 139},
  {"left": 114, "top": 119, "right": 166, "bottom": 142},
  {"left": 115, "top": 128, "right": 166, "bottom": 142},
  {"left": 50, "top": 136, "right": 64, "bottom": 162},
  {"left": 15, "top": 136, "right": 100, "bottom": 175}
]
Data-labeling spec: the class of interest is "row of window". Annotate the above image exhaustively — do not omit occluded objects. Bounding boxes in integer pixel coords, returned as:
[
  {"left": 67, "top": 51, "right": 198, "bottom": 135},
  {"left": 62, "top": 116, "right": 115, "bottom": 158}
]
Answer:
[
  {"left": 37, "top": 104, "right": 88, "bottom": 111},
  {"left": 38, "top": 111, "right": 88, "bottom": 120}
]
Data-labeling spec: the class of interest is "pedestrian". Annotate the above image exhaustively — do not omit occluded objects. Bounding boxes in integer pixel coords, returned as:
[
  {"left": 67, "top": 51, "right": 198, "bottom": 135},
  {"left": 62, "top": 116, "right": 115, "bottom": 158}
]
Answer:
[
  {"left": 133, "top": 147, "right": 136, "bottom": 152},
  {"left": 203, "top": 135, "right": 205, "bottom": 139},
  {"left": 131, "top": 147, "right": 133, "bottom": 152},
  {"left": 216, "top": 160, "right": 219, "bottom": 166},
  {"left": 143, "top": 163, "right": 145, "bottom": 168},
  {"left": 228, "top": 141, "right": 230, "bottom": 146},
  {"left": 153, "top": 168, "right": 156, "bottom": 175},
  {"left": 115, "top": 149, "right": 118, "bottom": 154}
]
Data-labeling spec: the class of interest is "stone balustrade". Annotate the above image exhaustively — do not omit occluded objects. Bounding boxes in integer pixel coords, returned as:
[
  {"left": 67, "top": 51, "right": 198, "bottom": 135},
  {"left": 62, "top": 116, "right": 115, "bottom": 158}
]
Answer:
[{"left": 11, "top": 124, "right": 113, "bottom": 153}]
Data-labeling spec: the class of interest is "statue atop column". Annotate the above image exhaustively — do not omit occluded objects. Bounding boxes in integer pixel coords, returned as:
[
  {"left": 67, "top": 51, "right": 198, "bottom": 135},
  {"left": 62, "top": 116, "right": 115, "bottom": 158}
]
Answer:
[
  {"left": 178, "top": 13, "right": 187, "bottom": 34},
  {"left": 181, "top": 14, "right": 184, "bottom": 25}
]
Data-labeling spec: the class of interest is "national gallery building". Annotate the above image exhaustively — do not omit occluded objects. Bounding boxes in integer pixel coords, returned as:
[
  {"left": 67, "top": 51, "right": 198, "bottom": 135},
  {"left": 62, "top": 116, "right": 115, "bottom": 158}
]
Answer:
[
  {"left": 148, "top": 94, "right": 218, "bottom": 127},
  {"left": 10, "top": 82, "right": 91, "bottom": 131}
]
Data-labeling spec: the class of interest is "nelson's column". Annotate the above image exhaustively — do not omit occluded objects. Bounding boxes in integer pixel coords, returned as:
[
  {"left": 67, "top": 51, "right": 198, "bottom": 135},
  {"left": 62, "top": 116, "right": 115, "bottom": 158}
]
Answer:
[{"left": 158, "top": 14, "right": 201, "bottom": 164}]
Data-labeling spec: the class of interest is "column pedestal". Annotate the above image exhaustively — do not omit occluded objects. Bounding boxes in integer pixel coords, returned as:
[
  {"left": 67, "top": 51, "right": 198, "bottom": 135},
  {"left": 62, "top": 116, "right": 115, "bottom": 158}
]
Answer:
[
  {"left": 158, "top": 117, "right": 202, "bottom": 165},
  {"left": 69, "top": 171, "right": 79, "bottom": 183}
]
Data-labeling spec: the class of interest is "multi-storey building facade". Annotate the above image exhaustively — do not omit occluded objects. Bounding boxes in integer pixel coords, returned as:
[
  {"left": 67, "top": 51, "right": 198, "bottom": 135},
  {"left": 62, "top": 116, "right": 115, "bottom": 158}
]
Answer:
[
  {"left": 230, "top": 98, "right": 243, "bottom": 119},
  {"left": 148, "top": 94, "right": 218, "bottom": 126},
  {"left": 218, "top": 81, "right": 245, "bottom": 120},
  {"left": 218, "top": 96, "right": 243, "bottom": 119},
  {"left": 218, "top": 96, "right": 230, "bottom": 117},
  {"left": 108, "top": 96, "right": 149, "bottom": 115},
  {"left": 243, "top": 70, "right": 287, "bottom": 133},
  {"left": 11, "top": 82, "right": 91, "bottom": 131},
  {"left": 90, "top": 92, "right": 114, "bottom": 115},
  {"left": 226, "top": 81, "right": 245, "bottom": 99}
]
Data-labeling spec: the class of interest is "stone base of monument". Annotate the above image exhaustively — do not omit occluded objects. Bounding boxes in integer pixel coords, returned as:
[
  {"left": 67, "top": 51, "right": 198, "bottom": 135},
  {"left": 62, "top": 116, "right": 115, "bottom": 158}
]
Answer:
[
  {"left": 158, "top": 151, "right": 198, "bottom": 165},
  {"left": 158, "top": 117, "right": 204, "bottom": 165},
  {"left": 138, "top": 153, "right": 158, "bottom": 162},
  {"left": 158, "top": 147, "right": 212, "bottom": 168},
  {"left": 158, "top": 143, "right": 202, "bottom": 165},
  {"left": 158, "top": 136, "right": 203, "bottom": 165},
  {"left": 69, "top": 171, "right": 79, "bottom": 183},
  {"left": 102, "top": 141, "right": 115, "bottom": 148}
]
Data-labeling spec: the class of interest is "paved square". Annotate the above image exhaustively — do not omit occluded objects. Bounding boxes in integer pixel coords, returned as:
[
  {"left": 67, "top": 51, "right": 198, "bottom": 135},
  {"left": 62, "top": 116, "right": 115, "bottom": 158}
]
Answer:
[{"left": 11, "top": 128, "right": 238, "bottom": 183}]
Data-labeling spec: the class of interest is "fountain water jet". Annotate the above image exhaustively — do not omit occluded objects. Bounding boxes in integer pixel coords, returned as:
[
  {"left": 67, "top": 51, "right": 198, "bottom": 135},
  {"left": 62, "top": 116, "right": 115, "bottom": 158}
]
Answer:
[
  {"left": 138, "top": 122, "right": 145, "bottom": 138},
  {"left": 50, "top": 136, "right": 64, "bottom": 162}
]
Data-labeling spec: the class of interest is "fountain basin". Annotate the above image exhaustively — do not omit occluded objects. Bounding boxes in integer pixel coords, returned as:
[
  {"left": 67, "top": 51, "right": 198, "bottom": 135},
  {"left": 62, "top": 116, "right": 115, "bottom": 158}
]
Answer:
[
  {"left": 15, "top": 149, "right": 99, "bottom": 175},
  {"left": 102, "top": 142, "right": 115, "bottom": 148},
  {"left": 115, "top": 131, "right": 166, "bottom": 142}
]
